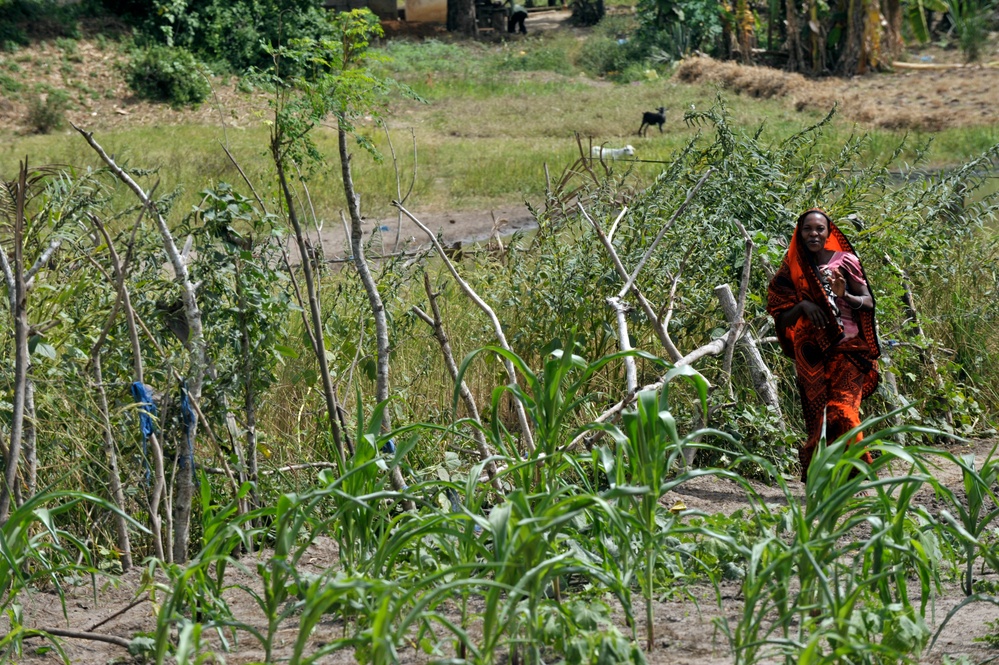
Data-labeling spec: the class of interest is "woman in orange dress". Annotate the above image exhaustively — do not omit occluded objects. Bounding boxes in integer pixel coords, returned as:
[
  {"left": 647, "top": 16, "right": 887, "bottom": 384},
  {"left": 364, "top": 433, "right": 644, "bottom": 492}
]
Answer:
[{"left": 767, "top": 209, "right": 881, "bottom": 482}]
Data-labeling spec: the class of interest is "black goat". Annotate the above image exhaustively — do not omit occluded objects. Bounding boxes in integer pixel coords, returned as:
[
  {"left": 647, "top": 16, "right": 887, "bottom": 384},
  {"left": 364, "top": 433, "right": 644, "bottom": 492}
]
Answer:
[{"left": 638, "top": 106, "right": 666, "bottom": 136}]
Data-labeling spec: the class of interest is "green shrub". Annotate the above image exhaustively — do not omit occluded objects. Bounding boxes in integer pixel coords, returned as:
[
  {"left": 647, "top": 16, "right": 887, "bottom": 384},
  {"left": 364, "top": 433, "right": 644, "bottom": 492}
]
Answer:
[
  {"left": 0, "top": 73, "right": 22, "bottom": 95},
  {"left": 25, "top": 90, "right": 69, "bottom": 134},
  {"left": 126, "top": 45, "right": 210, "bottom": 107},
  {"left": 574, "top": 34, "right": 649, "bottom": 80},
  {"left": 0, "top": 0, "right": 81, "bottom": 50},
  {"left": 496, "top": 44, "right": 574, "bottom": 76}
]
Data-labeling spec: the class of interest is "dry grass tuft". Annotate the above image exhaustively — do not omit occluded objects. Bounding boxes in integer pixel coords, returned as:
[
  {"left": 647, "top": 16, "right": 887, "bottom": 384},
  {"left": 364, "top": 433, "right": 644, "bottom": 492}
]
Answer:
[
  {"left": 675, "top": 55, "right": 999, "bottom": 131},
  {"left": 676, "top": 56, "right": 808, "bottom": 99}
]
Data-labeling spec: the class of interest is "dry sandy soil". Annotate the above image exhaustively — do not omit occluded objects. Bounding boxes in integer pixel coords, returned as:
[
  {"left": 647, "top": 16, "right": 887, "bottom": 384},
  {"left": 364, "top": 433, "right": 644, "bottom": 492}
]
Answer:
[{"left": 7, "top": 438, "right": 999, "bottom": 665}]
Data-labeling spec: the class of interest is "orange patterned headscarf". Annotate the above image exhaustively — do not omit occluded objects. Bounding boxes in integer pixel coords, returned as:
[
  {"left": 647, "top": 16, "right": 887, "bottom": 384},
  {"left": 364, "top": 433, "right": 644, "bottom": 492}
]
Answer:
[{"left": 767, "top": 209, "right": 881, "bottom": 396}]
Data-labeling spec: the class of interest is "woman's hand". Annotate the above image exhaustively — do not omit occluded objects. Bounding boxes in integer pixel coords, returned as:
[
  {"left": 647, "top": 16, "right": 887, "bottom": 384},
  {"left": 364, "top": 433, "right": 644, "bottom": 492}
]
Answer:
[
  {"left": 827, "top": 268, "right": 847, "bottom": 298},
  {"left": 778, "top": 300, "right": 830, "bottom": 331},
  {"left": 798, "top": 300, "right": 828, "bottom": 328}
]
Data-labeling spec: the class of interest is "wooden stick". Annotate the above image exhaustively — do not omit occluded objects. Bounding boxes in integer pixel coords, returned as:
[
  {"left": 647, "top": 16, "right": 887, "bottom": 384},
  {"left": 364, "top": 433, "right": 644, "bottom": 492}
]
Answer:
[
  {"left": 714, "top": 284, "right": 783, "bottom": 421},
  {"left": 580, "top": 204, "right": 683, "bottom": 362},
  {"left": 563, "top": 332, "right": 731, "bottom": 451},
  {"left": 29, "top": 628, "right": 130, "bottom": 649},
  {"left": 618, "top": 168, "right": 713, "bottom": 299},
  {"left": 74, "top": 124, "right": 207, "bottom": 561},
  {"left": 607, "top": 296, "right": 637, "bottom": 394},
  {"left": 413, "top": 272, "right": 501, "bottom": 488},
  {"left": 394, "top": 201, "right": 536, "bottom": 453},
  {"left": 721, "top": 218, "right": 753, "bottom": 399}
]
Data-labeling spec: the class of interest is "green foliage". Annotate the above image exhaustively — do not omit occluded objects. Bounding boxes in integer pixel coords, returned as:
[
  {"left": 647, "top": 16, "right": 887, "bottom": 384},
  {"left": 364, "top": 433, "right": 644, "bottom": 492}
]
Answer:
[
  {"left": 976, "top": 618, "right": 999, "bottom": 648},
  {"left": 119, "top": 0, "right": 332, "bottom": 74},
  {"left": 24, "top": 89, "right": 68, "bottom": 133},
  {"left": 932, "top": 444, "right": 999, "bottom": 595},
  {"left": 574, "top": 34, "right": 650, "bottom": 81},
  {"left": 0, "top": 72, "right": 22, "bottom": 94},
  {"left": 0, "top": 490, "right": 144, "bottom": 660},
  {"left": 717, "top": 417, "right": 953, "bottom": 664},
  {"left": 126, "top": 44, "right": 210, "bottom": 106},
  {"left": 905, "top": 0, "right": 949, "bottom": 43},
  {"left": 0, "top": 0, "right": 81, "bottom": 50},
  {"left": 496, "top": 43, "right": 574, "bottom": 76},
  {"left": 942, "top": 0, "right": 995, "bottom": 62},
  {"left": 634, "top": 0, "right": 724, "bottom": 60}
]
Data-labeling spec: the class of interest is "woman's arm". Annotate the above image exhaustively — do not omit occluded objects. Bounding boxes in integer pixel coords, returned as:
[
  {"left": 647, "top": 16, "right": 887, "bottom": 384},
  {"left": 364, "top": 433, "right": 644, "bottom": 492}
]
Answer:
[
  {"left": 841, "top": 280, "right": 873, "bottom": 311},
  {"left": 829, "top": 269, "right": 873, "bottom": 311}
]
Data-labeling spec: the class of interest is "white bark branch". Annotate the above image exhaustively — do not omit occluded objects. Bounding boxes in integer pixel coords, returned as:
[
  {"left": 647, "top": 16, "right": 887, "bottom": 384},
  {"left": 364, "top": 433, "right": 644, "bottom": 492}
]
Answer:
[
  {"left": 24, "top": 237, "right": 61, "bottom": 285},
  {"left": 564, "top": 331, "right": 731, "bottom": 452},
  {"left": 607, "top": 296, "right": 637, "bottom": 394},
  {"left": 394, "top": 201, "right": 536, "bottom": 453},
  {"left": 580, "top": 204, "right": 683, "bottom": 362},
  {"left": 618, "top": 168, "right": 713, "bottom": 299},
  {"left": 74, "top": 124, "right": 205, "bottom": 563}
]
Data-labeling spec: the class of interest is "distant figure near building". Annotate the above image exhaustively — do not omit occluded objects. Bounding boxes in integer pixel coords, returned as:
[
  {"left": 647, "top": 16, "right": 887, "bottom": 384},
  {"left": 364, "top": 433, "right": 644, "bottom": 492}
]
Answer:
[{"left": 507, "top": 0, "right": 527, "bottom": 33}]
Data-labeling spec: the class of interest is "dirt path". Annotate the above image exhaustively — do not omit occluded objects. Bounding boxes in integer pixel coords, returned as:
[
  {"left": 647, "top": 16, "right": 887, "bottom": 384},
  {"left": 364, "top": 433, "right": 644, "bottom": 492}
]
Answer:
[{"left": 308, "top": 202, "right": 539, "bottom": 262}]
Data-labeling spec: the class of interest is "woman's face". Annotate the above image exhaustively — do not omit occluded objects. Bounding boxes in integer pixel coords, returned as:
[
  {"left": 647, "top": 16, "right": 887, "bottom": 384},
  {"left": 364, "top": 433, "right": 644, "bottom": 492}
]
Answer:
[{"left": 799, "top": 213, "right": 830, "bottom": 254}]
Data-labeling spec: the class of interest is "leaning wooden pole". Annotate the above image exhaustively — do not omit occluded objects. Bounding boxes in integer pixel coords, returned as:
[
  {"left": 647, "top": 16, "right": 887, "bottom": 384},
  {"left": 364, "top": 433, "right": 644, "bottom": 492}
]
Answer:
[
  {"left": 272, "top": 142, "right": 348, "bottom": 470},
  {"left": 91, "top": 212, "right": 164, "bottom": 561},
  {"left": 412, "top": 272, "right": 502, "bottom": 489},
  {"left": 580, "top": 205, "right": 683, "bottom": 362},
  {"left": 75, "top": 125, "right": 206, "bottom": 563},
  {"left": 394, "top": 201, "right": 537, "bottom": 454},
  {"left": 338, "top": 124, "right": 410, "bottom": 499},
  {"left": 714, "top": 284, "right": 784, "bottom": 421},
  {"left": 90, "top": 354, "right": 134, "bottom": 571},
  {"left": 0, "top": 161, "right": 30, "bottom": 524}
]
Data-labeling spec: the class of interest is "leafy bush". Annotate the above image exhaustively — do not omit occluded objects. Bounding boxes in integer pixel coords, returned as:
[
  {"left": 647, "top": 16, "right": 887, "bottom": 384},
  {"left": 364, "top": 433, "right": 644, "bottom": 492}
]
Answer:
[
  {"left": 496, "top": 44, "right": 574, "bottom": 76},
  {"left": 575, "top": 35, "right": 649, "bottom": 80},
  {"left": 126, "top": 45, "right": 210, "bottom": 106},
  {"left": 634, "top": 0, "right": 724, "bottom": 60},
  {"left": 0, "top": 0, "right": 81, "bottom": 50},
  {"left": 944, "top": 0, "right": 994, "bottom": 62},
  {"left": 0, "top": 73, "right": 23, "bottom": 94},
  {"left": 25, "top": 89, "right": 69, "bottom": 133},
  {"left": 108, "top": 0, "right": 332, "bottom": 74}
]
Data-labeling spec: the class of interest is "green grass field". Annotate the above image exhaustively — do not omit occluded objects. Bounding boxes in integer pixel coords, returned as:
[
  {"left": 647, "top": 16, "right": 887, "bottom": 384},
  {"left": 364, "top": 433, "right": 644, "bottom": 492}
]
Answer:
[{"left": 2, "top": 24, "right": 997, "bottom": 221}]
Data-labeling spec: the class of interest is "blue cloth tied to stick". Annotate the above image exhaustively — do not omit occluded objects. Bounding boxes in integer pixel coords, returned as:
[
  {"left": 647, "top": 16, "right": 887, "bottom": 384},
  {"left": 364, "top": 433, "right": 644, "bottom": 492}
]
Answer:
[{"left": 130, "top": 382, "right": 157, "bottom": 482}]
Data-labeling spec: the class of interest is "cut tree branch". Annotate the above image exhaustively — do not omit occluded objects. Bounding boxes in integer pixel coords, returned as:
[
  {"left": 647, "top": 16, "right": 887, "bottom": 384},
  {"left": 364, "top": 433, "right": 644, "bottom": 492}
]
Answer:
[
  {"left": 618, "top": 168, "right": 713, "bottom": 299},
  {"left": 394, "top": 201, "right": 536, "bottom": 453}
]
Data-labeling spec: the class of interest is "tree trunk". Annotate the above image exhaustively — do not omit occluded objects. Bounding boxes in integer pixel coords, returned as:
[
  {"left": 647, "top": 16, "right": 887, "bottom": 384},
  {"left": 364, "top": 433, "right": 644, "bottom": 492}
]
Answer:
[
  {"left": 413, "top": 273, "right": 501, "bottom": 488},
  {"left": 0, "top": 162, "right": 30, "bottom": 524},
  {"left": 92, "top": 354, "right": 134, "bottom": 571},
  {"left": 882, "top": 0, "right": 904, "bottom": 61},
  {"left": 785, "top": 0, "right": 804, "bottom": 71},
  {"left": 75, "top": 126, "right": 206, "bottom": 564},
  {"left": 272, "top": 142, "right": 348, "bottom": 470},
  {"left": 837, "top": 0, "right": 867, "bottom": 74},
  {"left": 21, "top": 379, "right": 37, "bottom": 503},
  {"left": 92, "top": 214, "right": 168, "bottom": 561},
  {"left": 571, "top": 0, "right": 604, "bottom": 26},
  {"left": 338, "top": 125, "right": 410, "bottom": 498},
  {"left": 447, "top": 0, "right": 477, "bottom": 35},
  {"left": 714, "top": 284, "right": 784, "bottom": 422}
]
